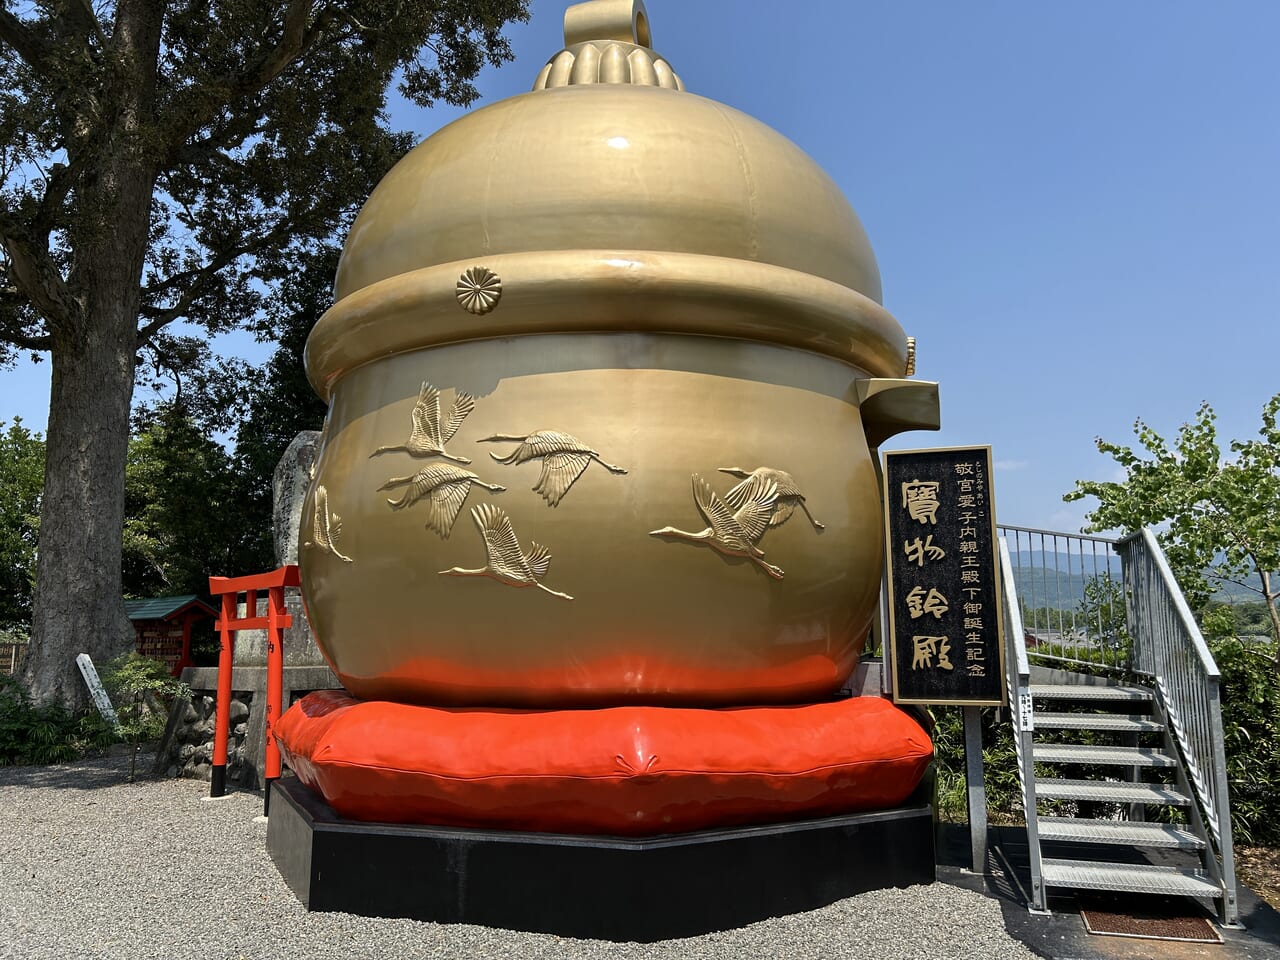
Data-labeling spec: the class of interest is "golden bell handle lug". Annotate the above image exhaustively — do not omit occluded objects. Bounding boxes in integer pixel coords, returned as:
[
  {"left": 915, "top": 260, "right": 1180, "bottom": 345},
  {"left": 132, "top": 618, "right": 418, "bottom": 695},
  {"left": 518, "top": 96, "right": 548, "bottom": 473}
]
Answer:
[
  {"left": 564, "top": 0, "right": 652, "bottom": 48},
  {"left": 856, "top": 378, "right": 941, "bottom": 449}
]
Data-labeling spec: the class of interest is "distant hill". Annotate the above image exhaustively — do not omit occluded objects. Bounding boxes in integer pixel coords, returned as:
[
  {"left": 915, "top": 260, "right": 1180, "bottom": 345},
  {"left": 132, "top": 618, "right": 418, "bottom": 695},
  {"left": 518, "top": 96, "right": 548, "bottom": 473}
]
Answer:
[
  {"left": 1001, "top": 549, "right": 1266, "bottom": 609},
  {"left": 1004, "top": 551, "right": 1121, "bottom": 610}
]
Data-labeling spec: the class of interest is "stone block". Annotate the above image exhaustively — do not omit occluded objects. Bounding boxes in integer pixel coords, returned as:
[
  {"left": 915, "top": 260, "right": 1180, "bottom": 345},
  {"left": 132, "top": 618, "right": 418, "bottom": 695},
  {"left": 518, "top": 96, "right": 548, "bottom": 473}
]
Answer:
[
  {"left": 273, "top": 430, "right": 321, "bottom": 568},
  {"left": 232, "top": 591, "right": 329, "bottom": 668},
  {"left": 161, "top": 664, "right": 344, "bottom": 791}
]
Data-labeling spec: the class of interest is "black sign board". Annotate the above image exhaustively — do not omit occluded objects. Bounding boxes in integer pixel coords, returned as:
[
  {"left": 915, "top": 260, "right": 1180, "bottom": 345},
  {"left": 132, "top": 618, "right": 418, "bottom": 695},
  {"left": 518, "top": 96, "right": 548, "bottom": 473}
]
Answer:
[{"left": 882, "top": 446, "right": 1006, "bottom": 706}]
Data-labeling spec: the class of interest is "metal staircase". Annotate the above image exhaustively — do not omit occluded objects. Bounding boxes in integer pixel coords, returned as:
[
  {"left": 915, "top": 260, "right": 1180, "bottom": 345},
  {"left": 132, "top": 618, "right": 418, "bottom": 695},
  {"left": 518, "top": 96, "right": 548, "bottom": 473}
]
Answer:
[{"left": 999, "top": 527, "right": 1239, "bottom": 925}]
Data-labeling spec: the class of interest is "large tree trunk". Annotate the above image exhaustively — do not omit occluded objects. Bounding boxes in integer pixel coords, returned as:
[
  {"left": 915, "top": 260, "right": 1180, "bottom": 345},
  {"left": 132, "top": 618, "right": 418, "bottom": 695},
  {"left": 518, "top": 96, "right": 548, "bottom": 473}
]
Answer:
[
  {"left": 19, "top": 0, "right": 163, "bottom": 711},
  {"left": 22, "top": 317, "right": 138, "bottom": 710}
]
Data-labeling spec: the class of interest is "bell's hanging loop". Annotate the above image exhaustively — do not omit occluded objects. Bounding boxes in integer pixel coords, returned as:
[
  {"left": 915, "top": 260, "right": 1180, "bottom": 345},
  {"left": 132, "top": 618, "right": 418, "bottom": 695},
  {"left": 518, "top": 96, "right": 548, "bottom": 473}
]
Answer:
[{"left": 563, "top": 0, "right": 652, "bottom": 48}]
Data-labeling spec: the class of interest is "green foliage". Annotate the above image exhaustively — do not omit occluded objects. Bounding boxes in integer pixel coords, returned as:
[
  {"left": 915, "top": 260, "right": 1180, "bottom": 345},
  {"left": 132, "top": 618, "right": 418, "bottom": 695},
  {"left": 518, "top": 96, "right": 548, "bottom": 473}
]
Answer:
[
  {"left": 1203, "top": 601, "right": 1274, "bottom": 640},
  {"left": 102, "top": 653, "right": 190, "bottom": 781},
  {"left": 123, "top": 405, "right": 264, "bottom": 597},
  {"left": 0, "top": 675, "right": 115, "bottom": 766},
  {"left": 1076, "top": 573, "right": 1128, "bottom": 644},
  {"left": 1211, "top": 637, "right": 1280, "bottom": 846},
  {"left": 1, "top": 0, "right": 530, "bottom": 708},
  {"left": 0, "top": 623, "right": 30, "bottom": 646},
  {"left": 1065, "top": 393, "right": 1280, "bottom": 656},
  {"left": 126, "top": 245, "right": 338, "bottom": 588},
  {"left": 0, "top": 418, "right": 43, "bottom": 628},
  {"left": 227, "top": 243, "right": 338, "bottom": 567},
  {"left": 1027, "top": 573, "right": 1134, "bottom": 672},
  {"left": 1, "top": 0, "right": 533, "bottom": 366},
  {"left": 102, "top": 653, "right": 189, "bottom": 735},
  {"left": 0, "top": 656, "right": 187, "bottom": 774},
  {"left": 931, "top": 707, "right": 1023, "bottom": 824}
]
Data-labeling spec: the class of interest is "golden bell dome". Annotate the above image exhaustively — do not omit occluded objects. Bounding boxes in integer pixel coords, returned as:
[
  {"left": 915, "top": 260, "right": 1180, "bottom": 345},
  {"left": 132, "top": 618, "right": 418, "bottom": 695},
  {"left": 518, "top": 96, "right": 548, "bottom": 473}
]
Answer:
[
  {"left": 300, "top": 1, "right": 939, "bottom": 709},
  {"left": 333, "top": 0, "right": 883, "bottom": 307}
]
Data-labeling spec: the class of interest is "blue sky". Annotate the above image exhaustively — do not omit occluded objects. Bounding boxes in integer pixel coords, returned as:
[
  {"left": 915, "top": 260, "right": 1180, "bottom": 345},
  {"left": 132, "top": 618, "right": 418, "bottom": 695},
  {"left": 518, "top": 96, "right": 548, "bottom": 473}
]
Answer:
[{"left": 2, "top": 1, "right": 1277, "bottom": 532}]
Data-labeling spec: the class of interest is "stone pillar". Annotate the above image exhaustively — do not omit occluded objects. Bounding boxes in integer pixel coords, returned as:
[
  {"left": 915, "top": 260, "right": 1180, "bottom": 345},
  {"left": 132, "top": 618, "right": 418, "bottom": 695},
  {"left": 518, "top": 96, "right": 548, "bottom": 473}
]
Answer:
[{"left": 273, "top": 430, "right": 321, "bottom": 570}]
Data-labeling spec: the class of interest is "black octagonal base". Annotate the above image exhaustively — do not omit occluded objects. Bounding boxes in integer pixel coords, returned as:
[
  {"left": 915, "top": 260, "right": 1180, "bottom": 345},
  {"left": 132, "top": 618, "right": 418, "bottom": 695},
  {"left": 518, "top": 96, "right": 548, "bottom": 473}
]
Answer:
[{"left": 267, "top": 775, "right": 936, "bottom": 942}]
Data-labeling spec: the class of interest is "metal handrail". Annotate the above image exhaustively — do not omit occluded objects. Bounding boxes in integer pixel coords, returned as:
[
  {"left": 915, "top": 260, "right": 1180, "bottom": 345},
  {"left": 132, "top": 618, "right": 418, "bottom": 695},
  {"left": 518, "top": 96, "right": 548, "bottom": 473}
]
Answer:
[
  {"left": 1119, "top": 528, "right": 1221, "bottom": 679},
  {"left": 998, "top": 524, "right": 1131, "bottom": 675},
  {"left": 1000, "top": 537, "right": 1046, "bottom": 912},
  {"left": 999, "top": 524, "right": 1118, "bottom": 545},
  {"left": 1118, "top": 528, "right": 1238, "bottom": 924}
]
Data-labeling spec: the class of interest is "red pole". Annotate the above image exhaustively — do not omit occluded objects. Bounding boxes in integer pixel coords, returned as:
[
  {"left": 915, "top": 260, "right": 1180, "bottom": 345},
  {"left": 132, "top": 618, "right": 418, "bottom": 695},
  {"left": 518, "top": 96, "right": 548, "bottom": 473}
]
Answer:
[
  {"left": 207, "top": 566, "right": 298, "bottom": 806},
  {"left": 210, "top": 591, "right": 236, "bottom": 797},
  {"left": 263, "top": 583, "right": 285, "bottom": 816}
]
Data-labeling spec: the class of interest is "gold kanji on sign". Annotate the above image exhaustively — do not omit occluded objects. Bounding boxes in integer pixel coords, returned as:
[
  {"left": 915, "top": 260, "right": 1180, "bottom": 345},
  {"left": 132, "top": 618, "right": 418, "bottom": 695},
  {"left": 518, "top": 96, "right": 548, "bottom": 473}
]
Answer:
[
  {"left": 911, "top": 635, "right": 954, "bottom": 671},
  {"left": 905, "top": 586, "right": 949, "bottom": 620},
  {"left": 903, "top": 534, "right": 946, "bottom": 567},
  {"left": 901, "top": 479, "right": 941, "bottom": 525}
]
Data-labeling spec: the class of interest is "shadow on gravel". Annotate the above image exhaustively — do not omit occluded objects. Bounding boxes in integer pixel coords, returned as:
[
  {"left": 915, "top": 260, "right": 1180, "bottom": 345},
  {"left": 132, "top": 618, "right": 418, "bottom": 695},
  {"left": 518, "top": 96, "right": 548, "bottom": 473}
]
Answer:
[
  {"left": 0, "top": 751, "right": 157, "bottom": 791},
  {"left": 937, "top": 822, "right": 1280, "bottom": 960},
  {"left": 0, "top": 749, "right": 266, "bottom": 802},
  {"left": 0, "top": 750, "right": 234, "bottom": 794}
]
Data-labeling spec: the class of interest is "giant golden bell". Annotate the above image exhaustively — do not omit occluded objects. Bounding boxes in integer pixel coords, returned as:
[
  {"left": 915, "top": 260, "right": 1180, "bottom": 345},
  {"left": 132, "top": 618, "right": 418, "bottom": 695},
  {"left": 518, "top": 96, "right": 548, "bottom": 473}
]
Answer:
[{"left": 299, "top": 0, "right": 939, "bottom": 707}]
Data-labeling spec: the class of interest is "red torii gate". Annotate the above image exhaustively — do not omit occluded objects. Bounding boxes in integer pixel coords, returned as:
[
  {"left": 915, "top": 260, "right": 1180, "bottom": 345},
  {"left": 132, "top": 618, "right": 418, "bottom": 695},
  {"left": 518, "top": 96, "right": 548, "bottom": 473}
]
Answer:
[{"left": 207, "top": 564, "right": 300, "bottom": 812}]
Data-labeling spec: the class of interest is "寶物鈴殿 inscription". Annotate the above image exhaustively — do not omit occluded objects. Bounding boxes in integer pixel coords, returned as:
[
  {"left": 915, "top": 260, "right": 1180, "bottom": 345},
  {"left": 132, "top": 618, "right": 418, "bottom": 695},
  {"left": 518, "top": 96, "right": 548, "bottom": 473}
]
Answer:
[{"left": 883, "top": 446, "right": 1006, "bottom": 706}]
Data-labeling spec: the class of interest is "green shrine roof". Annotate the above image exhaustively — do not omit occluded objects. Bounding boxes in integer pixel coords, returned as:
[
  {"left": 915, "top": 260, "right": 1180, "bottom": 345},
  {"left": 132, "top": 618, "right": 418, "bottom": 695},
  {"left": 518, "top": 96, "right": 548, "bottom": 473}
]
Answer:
[{"left": 123, "top": 595, "right": 216, "bottom": 622}]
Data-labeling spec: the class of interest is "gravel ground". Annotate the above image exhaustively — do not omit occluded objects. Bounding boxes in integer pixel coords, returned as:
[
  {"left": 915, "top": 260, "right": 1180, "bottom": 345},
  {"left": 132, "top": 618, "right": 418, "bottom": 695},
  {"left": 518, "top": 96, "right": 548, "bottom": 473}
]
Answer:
[{"left": 0, "top": 752, "right": 1038, "bottom": 960}]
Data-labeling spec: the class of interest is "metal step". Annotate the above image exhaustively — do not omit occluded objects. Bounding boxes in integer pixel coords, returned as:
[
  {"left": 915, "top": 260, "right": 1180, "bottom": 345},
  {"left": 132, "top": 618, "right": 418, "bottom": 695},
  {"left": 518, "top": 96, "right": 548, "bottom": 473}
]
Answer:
[
  {"left": 1031, "top": 683, "right": 1153, "bottom": 703},
  {"left": 1038, "top": 817, "right": 1206, "bottom": 850},
  {"left": 1033, "top": 743, "right": 1177, "bottom": 767},
  {"left": 1034, "top": 713, "right": 1163, "bottom": 733},
  {"left": 1036, "top": 778, "right": 1191, "bottom": 806},
  {"left": 1041, "top": 858, "right": 1221, "bottom": 898}
]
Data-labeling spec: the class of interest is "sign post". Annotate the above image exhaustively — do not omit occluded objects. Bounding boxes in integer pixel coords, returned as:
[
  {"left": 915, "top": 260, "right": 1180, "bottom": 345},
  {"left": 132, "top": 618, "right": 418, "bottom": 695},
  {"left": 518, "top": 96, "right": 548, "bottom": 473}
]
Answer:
[
  {"left": 882, "top": 445, "right": 1006, "bottom": 873},
  {"left": 75, "top": 653, "right": 121, "bottom": 732}
]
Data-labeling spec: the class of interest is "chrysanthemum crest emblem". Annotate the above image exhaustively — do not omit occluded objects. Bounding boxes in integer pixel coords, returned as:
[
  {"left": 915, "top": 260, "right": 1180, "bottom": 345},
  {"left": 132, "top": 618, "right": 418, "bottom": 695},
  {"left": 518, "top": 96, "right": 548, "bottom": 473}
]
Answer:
[{"left": 456, "top": 266, "right": 502, "bottom": 315}]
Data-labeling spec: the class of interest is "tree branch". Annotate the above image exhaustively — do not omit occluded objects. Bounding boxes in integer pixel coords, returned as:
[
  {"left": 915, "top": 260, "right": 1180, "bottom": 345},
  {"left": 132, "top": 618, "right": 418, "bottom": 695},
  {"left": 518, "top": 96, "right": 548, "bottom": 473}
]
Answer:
[
  {"left": 0, "top": 321, "right": 53, "bottom": 350},
  {"left": 1205, "top": 572, "right": 1262, "bottom": 596},
  {"left": 32, "top": 159, "right": 79, "bottom": 237},
  {"left": 0, "top": 202, "right": 78, "bottom": 335},
  {"left": 0, "top": 279, "right": 54, "bottom": 349},
  {"left": 136, "top": 219, "right": 293, "bottom": 343},
  {"left": 1, "top": 1, "right": 105, "bottom": 78},
  {"left": 135, "top": 286, "right": 203, "bottom": 341},
  {"left": 60, "top": 0, "right": 108, "bottom": 54},
  {"left": 0, "top": 6, "right": 53, "bottom": 73},
  {"left": 159, "top": 0, "right": 337, "bottom": 152}
]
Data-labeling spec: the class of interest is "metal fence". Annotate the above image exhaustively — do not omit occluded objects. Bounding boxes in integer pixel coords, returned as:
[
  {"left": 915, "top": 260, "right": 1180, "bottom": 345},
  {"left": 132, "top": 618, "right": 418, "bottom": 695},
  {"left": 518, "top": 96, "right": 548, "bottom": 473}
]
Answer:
[
  {"left": 997, "top": 524, "right": 1131, "bottom": 674},
  {"left": 1119, "top": 528, "right": 1238, "bottom": 918},
  {"left": 999, "top": 538, "right": 1046, "bottom": 911},
  {"left": 999, "top": 525, "right": 1238, "bottom": 923}
]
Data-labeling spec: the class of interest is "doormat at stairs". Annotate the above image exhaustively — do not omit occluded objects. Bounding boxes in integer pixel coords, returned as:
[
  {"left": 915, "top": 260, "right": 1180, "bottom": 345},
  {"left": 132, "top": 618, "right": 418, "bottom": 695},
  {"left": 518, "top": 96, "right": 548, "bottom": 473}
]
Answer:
[{"left": 1081, "top": 909, "right": 1222, "bottom": 943}]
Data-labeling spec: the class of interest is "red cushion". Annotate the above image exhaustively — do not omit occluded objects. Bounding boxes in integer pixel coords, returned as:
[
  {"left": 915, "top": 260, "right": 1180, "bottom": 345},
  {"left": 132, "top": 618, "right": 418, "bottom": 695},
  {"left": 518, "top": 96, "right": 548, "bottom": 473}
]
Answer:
[{"left": 275, "top": 690, "right": 933, "bottom": 836}]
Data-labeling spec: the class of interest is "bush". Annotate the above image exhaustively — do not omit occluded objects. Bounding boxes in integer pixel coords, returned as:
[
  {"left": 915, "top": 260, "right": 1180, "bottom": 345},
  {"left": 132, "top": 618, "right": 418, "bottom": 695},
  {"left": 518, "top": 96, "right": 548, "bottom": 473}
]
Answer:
[
  {"left": 0, "top": 655, "right": 188, "bottom": 776},
  {"left": 101, "top": 653, "right": 190, "bottom": 781},
  {"left": 0, "top": 674, "right": 116, "bottom": 766},
  {"left": 931, "top": 706, "right": 1022, "bottom": 824},
  {"left": 1211, "top": 637, "right": 1280, "bottom": 846}
]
